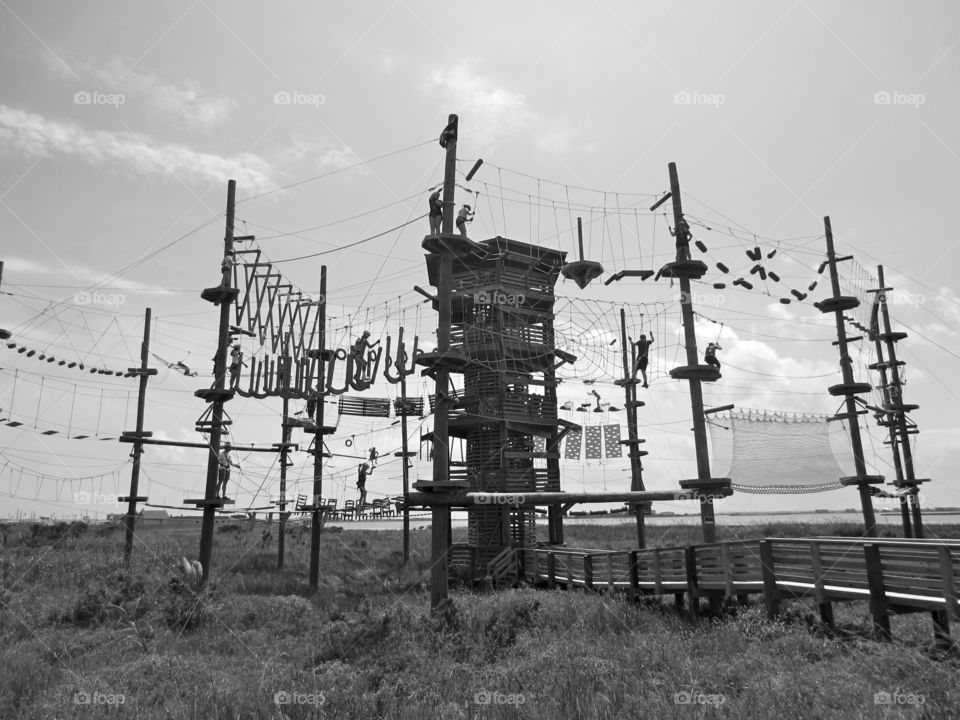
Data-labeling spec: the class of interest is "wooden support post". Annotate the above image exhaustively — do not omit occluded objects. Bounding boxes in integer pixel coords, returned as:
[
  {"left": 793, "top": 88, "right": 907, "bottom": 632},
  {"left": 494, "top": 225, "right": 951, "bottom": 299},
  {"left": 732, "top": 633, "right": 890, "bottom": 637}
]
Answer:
[
  {"left": 123, "top": 307, "right": 152, "bottom": 563},
  {"left": 619, "top": 308, "right": 646, "bottom": 548},
  {"left": 936, "top": 546, "right": 957, "bottom": 649},
  {"left": 399, "top": 342, "right": 411, "bottom": 564},
  {"left": 309, "top": 266, "right": 327, "bottom": 589},
  {"left": 870, "top": 267, "right": 910, "bottom": 538},
  {"left": 877, "top": 265, "right": 924, "bottom": 538},
  {"left": 810, "top": 542, "right": 834, "bottom": 627},
  {"left": 685, "top": 545, "right": 700, "bottom": 618},
  {"left": 547, "top": 552, "right": 556, "bottom": 590},
  {"left": 429, "top": 114, "right": 458, "bottom": 609},
  {"left": 199, "top": 180, "right": 236, "bottom": 585},
  {"left": 759, "top": 540, "right": 780, "bottom": 620},
  {"left": 629, "top": 550, "right": 640, "bottom": 598},
  {"left": 583, "top": 554, "right": 594, "bottom": 591},
  {"left": 863, "top": 543, "right": 891, "bottom": 639},
  {"left": 824, "top": 217, "right": 877, "bottom": 537},
  {"left": 669, "top": 163, "right": 719, "bottom": 543},
  {"left": 277, "top": 396, "right": 290, "bottom": 569}
]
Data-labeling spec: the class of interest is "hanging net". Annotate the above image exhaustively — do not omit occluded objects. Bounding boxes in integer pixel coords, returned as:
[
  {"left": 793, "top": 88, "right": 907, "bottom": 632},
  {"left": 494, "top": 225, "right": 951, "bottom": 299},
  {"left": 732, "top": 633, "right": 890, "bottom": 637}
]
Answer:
[{"left": 708, "top": 410, "right": 853, "bottom": 494}]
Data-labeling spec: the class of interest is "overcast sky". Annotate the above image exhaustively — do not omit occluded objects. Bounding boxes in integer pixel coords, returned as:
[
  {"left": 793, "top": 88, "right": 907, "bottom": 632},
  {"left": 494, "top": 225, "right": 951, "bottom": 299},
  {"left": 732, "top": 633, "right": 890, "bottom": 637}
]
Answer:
[{"left": 1, "top": 1, "right": 959, "bottom": 524}]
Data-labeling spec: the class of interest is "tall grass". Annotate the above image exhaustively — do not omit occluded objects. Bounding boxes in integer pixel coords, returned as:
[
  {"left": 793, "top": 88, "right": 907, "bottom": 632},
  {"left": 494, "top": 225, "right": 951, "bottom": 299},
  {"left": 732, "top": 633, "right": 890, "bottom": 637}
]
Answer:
[{"left": 0, "top": 519, "right": 956, "bottom": 718}]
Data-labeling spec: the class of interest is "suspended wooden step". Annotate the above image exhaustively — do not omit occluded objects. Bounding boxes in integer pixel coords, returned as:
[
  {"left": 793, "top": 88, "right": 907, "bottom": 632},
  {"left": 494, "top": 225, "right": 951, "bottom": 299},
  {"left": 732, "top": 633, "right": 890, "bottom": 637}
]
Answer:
[
  {"left": 678, "top": 477, "right": 733, "bottom": 491},
  {"left": 394, "top": 397, "right": 424, "bottom": 416},
  {"left": 839, "top": 475, "right": 884, "bottom": 487},
  {"left": 183, "top": 497, "right": 235, "bottom": 507},
  {"left": 200, "top": 286, "right": 239, "bottom": 306},
  {"left": 826, "top": 410, "right": 868, "bottom": 422},
  {"left": 118, "top": 496, "right": 148, "bottom": 503},
  {"left": 121, "top": 430, "right": 154, "bottom": 438},
  {"left": 562, "top": 217, "right": 604, "bottom": 289},
  {"left": 614, "top": 378, "right": 642, "bottom": 387},
  {"left": 619, "top": 438, "right": 646, "bottom": 445},
  {"left": 815, "top": 296, "right": 859, "bottom": 313},
  {"left": 669, "top": 365, "right": 721, "bottom": 382},
  {"left": 194, "top": 388, "right": 235, "bottom": 403},
  {"left": 415, "top": 350, "right": 470, "bottom": 373},
  {"left": 883, "top": 402, "right": 920, "bottom": 413},
  {"left": 827, "top": 382, "right": 872, "bottom": 396},
  {"left": 604, "top": 269, "right": 655, "bottom": 285},
  {"left": 306, "top": 348, "right": 334, "bottom": 361},
  {"left": 877, "top": 331, "right": 908, "bottom": 342},
  {"left": 655, "top": 259, "right": 708, "bottom": 281},
  {"left": 0, "top": 329, "right": 10, "bottom": 340},
  {"left": 338, "top": 395, "right": 391, "bottom": 417},
  {"left": 624, "top": 400, "right": 645, "bottom": 409}
]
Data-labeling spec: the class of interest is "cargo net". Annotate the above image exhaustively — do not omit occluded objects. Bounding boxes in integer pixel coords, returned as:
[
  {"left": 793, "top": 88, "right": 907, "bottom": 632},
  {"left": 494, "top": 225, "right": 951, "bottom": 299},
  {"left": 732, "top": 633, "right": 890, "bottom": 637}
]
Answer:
[{"left": 708, "top": 410, "right": 852, "bottom": 494}]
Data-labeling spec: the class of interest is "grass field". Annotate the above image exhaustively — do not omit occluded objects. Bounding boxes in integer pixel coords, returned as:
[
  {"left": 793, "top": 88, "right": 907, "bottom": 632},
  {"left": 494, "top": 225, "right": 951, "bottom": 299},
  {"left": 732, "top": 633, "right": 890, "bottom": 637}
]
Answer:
[{"left": 1, "top": 518, "right": 958, "bottom": 719}]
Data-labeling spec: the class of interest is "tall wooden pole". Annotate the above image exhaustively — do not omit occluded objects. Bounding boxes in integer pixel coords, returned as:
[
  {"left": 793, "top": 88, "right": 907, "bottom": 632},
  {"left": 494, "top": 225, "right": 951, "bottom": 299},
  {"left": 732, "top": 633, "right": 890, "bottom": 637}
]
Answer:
[
  {"left": 399, "top": 332, "right": 412, "bottom": 563},
  {"left": 870, "top": 268, "right": 910, "bottom": 537},
  {"left": 123, "top": 307, "right": 154, "bottom": 562},
  {"left": 619, "top": 308, "right": 646, "bottom": 548},
  {"left": 668, "top": 163, "right": 717, "bottom": 543},
  {"left": 877, "top": 265, "right": 923, "bottom": 537},
  {"left": 823, "top": 217, "right": 877, "bottom": 537},
  {"left": 430, "top": 114, "right": 458, "bottom": 607},
  {"left": 309, "top": 266, "right": 327, "bottom": 588},
  {"left": 199, "top": 179, "right": 236, "bottom": 583},
  {"left": 277, "top": 396, "right": 290, "bottom": 567}
]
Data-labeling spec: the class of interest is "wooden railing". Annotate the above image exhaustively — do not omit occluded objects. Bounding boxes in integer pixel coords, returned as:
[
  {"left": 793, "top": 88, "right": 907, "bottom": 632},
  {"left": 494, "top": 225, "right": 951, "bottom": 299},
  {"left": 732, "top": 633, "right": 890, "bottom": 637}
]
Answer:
[
  {"left": 526, "top": 537, "right": 960, "bottom": 647},
  {"left": 486, "top": 546, "right": 519, "bottom": 587}
]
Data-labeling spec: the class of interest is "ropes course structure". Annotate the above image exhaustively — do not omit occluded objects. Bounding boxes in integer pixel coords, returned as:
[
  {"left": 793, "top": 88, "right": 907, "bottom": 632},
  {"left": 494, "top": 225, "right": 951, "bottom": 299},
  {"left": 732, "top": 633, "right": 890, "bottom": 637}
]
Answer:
[{"left": 2, "top": 113, "right": 952, "bottom": 609}]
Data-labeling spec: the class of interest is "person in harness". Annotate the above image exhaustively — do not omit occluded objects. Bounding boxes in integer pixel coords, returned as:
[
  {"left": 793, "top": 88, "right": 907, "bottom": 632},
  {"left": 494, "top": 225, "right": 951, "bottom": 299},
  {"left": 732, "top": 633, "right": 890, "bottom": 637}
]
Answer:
[
  {"left": 629, "top": 333, "right": 655, "bottom": 388},
  {"left": 428, "top": 188, "right": 442, "bottom": 236},
  {"left": 704, "top": 342, "right": 722, "bottom": 369},
  {"left": 356, "top": 461, "right": 370, "bottom": 507}
]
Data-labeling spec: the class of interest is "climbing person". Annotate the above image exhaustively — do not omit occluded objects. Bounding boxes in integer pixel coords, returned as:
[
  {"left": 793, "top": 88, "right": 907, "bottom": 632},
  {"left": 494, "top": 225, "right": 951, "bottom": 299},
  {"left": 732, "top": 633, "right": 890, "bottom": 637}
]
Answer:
[
  {"left": 428, "top": 188, "right": 442, "bottom": 236},
  {"left": 351, "top": 331, "right": 380, "bottom": 381},
  {"left": 219, "top": 252, "right": 235, "bottom": 288},
  {"left": 368, "top": 446, "right": 379, "bottom": 468},
  {"left": 456, "top": 204, "right": 475, "bottom": 238},
  {"left": 704, "top": 342, "right": 722, "bottom": 369},
  {"left": 673, "top": 218, "right": 692, "bottom": 262},
  {"left": 629, "top": 333, "right": 655, "bottom": 388},
  {"left": 356, "top": 462, "right": 370, "bottom": 507},
  {"left": 228, "top": 344, "right": 244, "bottom": 388},
  {"left": 215, "top": 447, "right": 240, "bottom": 499}
]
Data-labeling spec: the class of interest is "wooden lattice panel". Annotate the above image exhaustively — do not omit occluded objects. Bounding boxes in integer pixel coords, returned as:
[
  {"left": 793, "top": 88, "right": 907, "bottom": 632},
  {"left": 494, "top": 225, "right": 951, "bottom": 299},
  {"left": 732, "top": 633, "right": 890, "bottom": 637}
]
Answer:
[{"left": 337, "top": 396, "right": 391, "bottom": 417}]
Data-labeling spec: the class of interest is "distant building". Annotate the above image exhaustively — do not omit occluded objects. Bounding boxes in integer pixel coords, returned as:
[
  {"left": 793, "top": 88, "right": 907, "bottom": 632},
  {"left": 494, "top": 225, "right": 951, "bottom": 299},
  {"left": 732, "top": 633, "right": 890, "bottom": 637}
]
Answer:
[{"left": 138, "top": 509, "right": 169, "bottom": 523}]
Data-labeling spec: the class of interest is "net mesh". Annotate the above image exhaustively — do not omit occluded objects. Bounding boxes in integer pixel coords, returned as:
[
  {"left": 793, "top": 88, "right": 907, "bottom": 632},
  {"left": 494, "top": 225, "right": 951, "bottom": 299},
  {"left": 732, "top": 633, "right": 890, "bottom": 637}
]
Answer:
[{"left": 709, "top": 410, "right": 852, "bottom": 494}]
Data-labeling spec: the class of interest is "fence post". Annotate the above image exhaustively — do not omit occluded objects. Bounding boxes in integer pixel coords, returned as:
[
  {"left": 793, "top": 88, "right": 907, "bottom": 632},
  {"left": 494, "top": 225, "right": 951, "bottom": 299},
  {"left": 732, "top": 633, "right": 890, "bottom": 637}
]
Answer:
[
  {"left": 760, "top": 540, "right": 779, "bottom": 620},
  {"left": 863, "top": 543, "right": 891, "bottom": 640},
  {"left": 685, "top": 545, "right": 699, "bottom": 619}
]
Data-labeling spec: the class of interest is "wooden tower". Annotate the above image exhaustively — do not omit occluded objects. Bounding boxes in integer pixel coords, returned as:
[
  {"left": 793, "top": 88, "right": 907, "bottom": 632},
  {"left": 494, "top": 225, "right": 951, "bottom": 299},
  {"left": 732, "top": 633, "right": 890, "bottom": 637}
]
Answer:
[{"left": 420, "top": 236, "right": 569, "bottom": 580}]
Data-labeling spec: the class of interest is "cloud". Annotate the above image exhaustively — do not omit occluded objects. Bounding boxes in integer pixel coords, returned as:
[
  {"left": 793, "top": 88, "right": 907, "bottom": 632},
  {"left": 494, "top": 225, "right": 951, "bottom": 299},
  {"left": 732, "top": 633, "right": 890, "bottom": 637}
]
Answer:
[
  {"left": 49, "top": 56, "right": 235, "bottom": 131},
  {"left": 0, "top": 105, "right": 275, "bottom": 191},
  {"left": 422, "top": 61, "right": 572, "bottom": 153}
]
